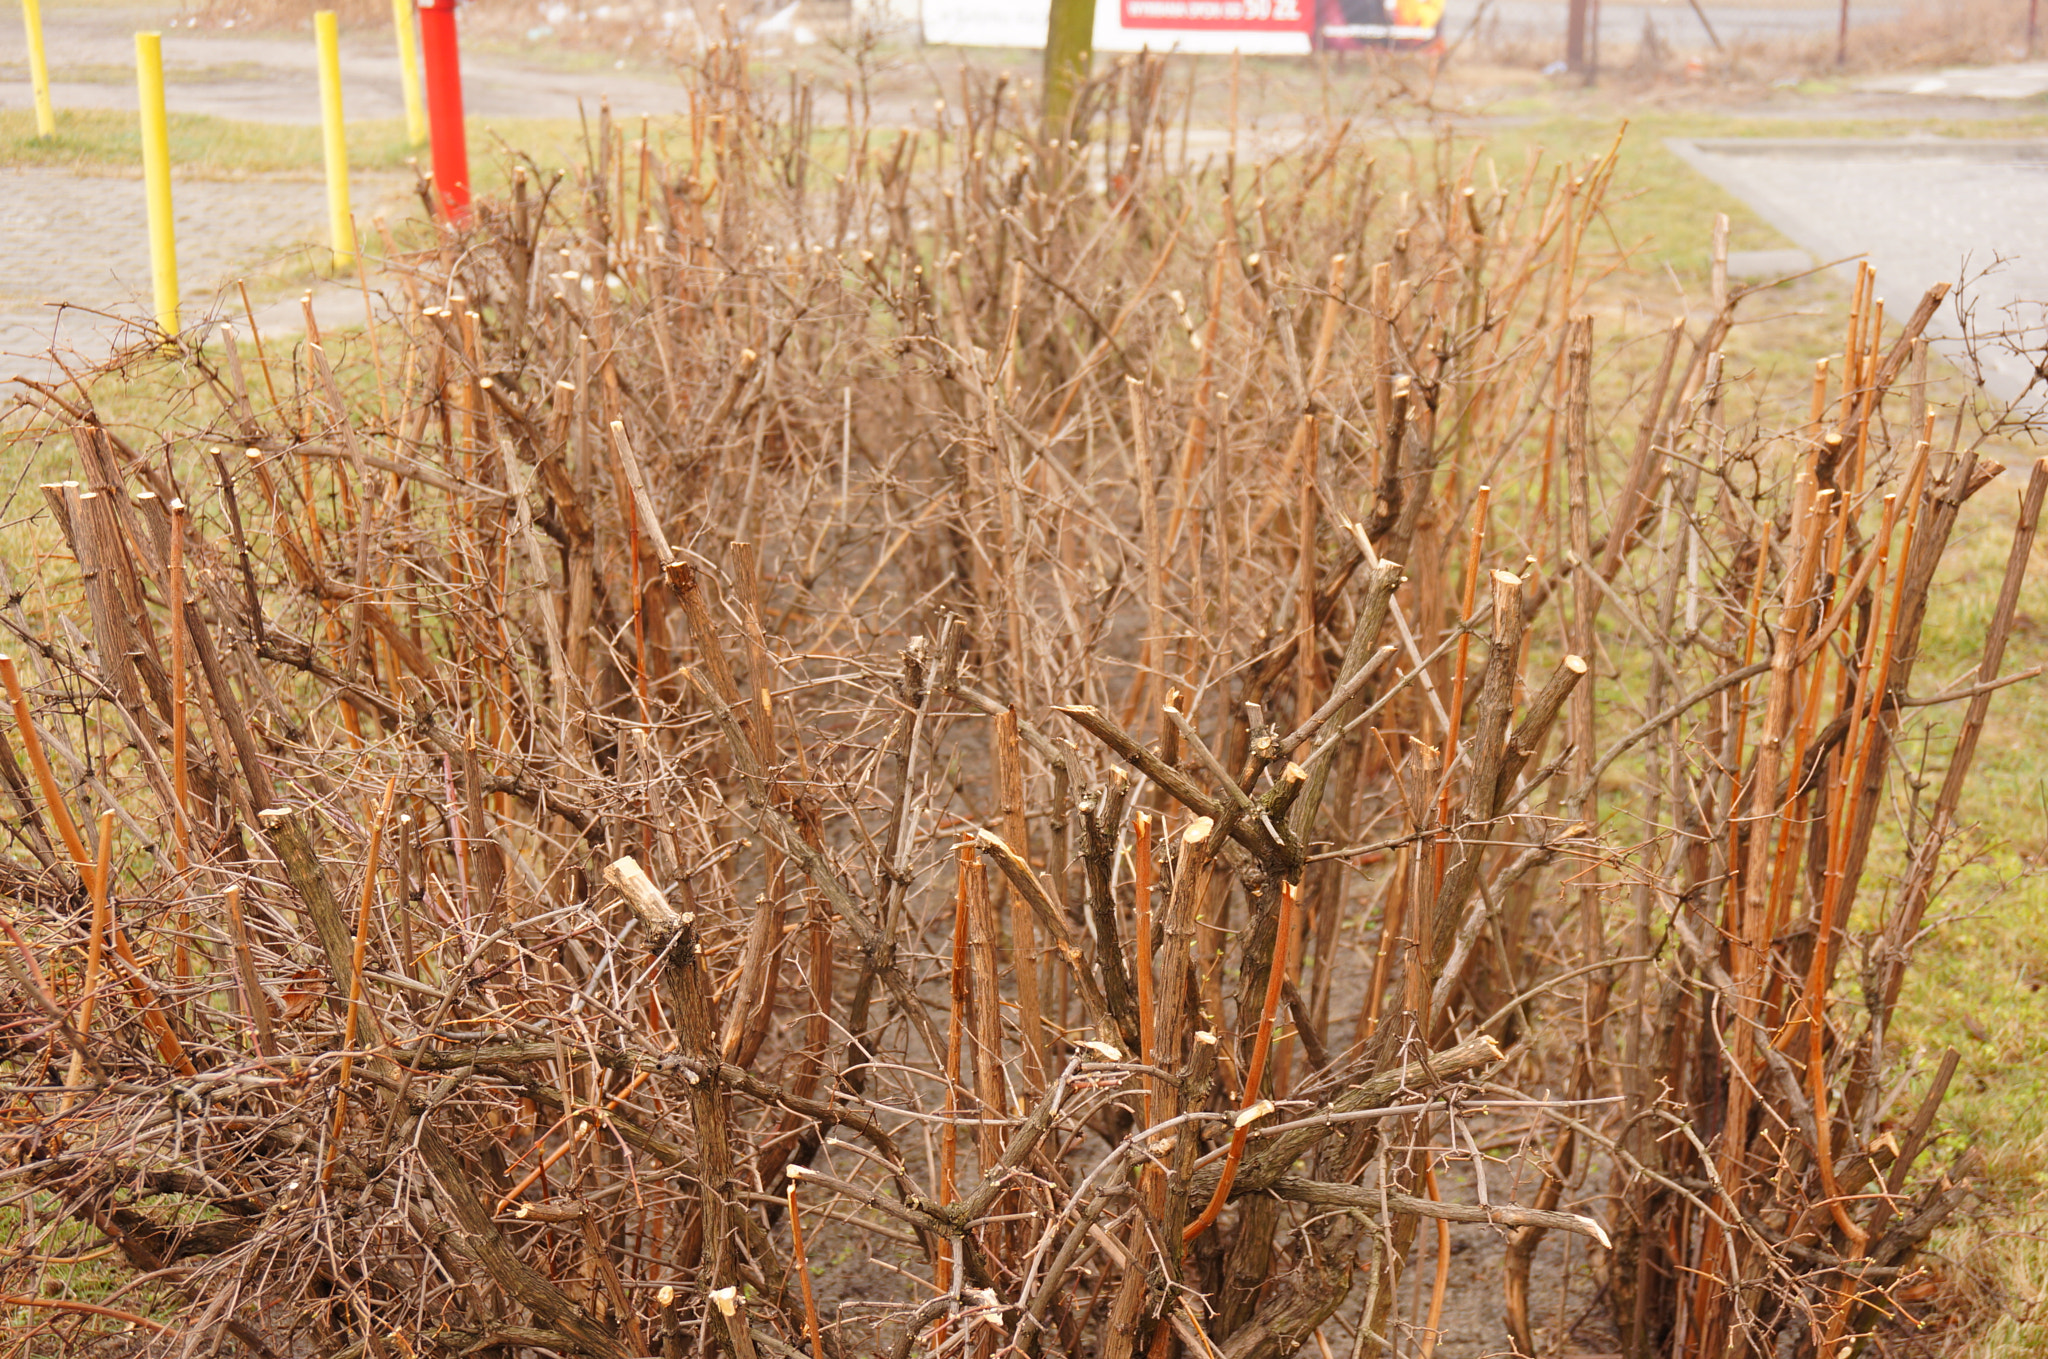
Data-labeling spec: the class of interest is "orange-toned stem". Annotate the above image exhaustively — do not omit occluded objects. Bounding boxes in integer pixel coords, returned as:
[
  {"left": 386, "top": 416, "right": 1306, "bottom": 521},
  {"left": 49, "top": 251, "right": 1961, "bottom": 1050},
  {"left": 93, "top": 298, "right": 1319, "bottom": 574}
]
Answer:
[
  {"left": 1846, "top": 304, "right": 1882, "bottom": 493},
  {"left": 1800, "top": 493, "right": 1903, "bottom": 998},
  {"left": 1442, "top": 486, "right": 1493, "bottom": 758},
  {"left": 0, "top": 654, "right": 89, "bottom": 874},
  {"left": 1417, "top": 1160, "right": 1452, "bottom": 1359},
  {"left": 0, "top": 1295, "right": 173, "bottom": 1334},
  {"left": 788, "top": 1184, "right": 829, "bottom": 1359},
  {"left": 1805, "top": 450, "right": 1927, "bottom": 1247},
  {"left": 84, "top": 808, "right": 112, "bottom": 996},
  {"left": 1719, "top": 518, "right": 1776, "bottom": 915},
  {"left": 65, "top": 806, "right": 194, "bottom": 1077},
  {"left": 1719, "top": 480, "right": 1833, "bottom": 1206},
  {"left": 1183, "top": 879, "right": 1295, "bottom": 1243},
  {"left": 236, "top": 281, "right": 281, "bottom": 413},
  {"left": 1361, "top": 841, "right": 1408, "bottom": 1041},
  {"left": 492, "top": 1070, "right": 651, "bottom": 1212},
  {"left": 58, "top": 812, "right": 114, "bottom": 1113},
  {"left": 105, "top": 923, "right": 193, "bottom": 1075},
  {"left": 496, "top": 1115, "right": 592, "bottom": 1211},
  {"left": 1808, "top": 356, "right": 1831, "bottom": 438},
  {"left": 1837, "top": 264, "right": 1868, "bottom": 431}
]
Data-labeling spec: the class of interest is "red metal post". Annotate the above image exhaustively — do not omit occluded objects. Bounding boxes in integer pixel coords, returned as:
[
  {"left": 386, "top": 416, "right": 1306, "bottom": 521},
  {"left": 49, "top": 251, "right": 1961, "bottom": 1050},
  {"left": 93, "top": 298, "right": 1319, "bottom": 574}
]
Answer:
[{"left": 417, "top": 0, "right": 470, "bottom": 222}]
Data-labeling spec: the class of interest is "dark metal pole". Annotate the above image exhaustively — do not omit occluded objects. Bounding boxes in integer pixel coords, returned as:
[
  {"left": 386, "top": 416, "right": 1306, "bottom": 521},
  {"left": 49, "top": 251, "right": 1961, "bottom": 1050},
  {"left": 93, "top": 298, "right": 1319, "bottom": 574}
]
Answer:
[{"left": 1686, "top": 0, "right": 1724, "bottom": 51}]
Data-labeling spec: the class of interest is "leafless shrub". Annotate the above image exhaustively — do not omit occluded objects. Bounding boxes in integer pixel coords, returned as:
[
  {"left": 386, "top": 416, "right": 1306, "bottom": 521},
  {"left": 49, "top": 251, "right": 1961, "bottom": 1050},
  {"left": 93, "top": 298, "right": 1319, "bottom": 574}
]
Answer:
[{"left": 0, "top": 47, "right": 2030, "bottom": 1359}]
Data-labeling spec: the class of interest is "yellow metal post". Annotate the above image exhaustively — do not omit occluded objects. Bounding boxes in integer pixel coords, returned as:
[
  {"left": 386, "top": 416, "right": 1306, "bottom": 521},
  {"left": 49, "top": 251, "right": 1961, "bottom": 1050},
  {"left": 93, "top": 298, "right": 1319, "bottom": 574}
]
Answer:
[
  {"left": 135, "top": 32, "right": 178, "bottom": 338},
  {"left": 314, "top": 11, "right": 355, "bottom": 267},
  {"left": 21, "top": 0, "right": 54, "bottom": 137},
  {"left": 390, "top": 0, "right": 426, "bottom": 148}
]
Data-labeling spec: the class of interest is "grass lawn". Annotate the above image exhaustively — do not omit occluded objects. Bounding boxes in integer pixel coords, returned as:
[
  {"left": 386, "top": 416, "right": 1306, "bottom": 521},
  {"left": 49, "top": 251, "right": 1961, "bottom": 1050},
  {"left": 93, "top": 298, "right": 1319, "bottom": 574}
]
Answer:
[
  {"left": 4, "top": 74, "right": 2045, "bottom": 1354},
  {"left": 0, "top": 107, "right": 606, "bottom": 186},
  {"left": 1885, "top": 486, "right": 2048, "bottom": 1358}
]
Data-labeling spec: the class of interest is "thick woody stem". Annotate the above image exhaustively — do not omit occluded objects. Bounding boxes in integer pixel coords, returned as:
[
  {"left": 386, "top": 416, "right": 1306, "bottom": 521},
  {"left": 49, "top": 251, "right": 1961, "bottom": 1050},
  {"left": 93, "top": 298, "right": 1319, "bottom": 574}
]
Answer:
[{"left": 606, "top": 855, "right": 740, "bottom": 1296}]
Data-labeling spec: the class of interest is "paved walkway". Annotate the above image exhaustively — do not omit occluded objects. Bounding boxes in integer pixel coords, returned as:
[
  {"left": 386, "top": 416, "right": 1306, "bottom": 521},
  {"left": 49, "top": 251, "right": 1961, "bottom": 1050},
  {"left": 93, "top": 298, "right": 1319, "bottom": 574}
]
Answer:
[
  {"left": 1669, "top": 137, "right": 2048, "bottom": 413},
  {"left": 0, "top": 167, "right": 403, "bottom": 389},
  {"left": 0, "top": 0, "right": 682, "bottom": 391},
  {"left": 0, "top": 4, "right": 695, "bottom": 125}
]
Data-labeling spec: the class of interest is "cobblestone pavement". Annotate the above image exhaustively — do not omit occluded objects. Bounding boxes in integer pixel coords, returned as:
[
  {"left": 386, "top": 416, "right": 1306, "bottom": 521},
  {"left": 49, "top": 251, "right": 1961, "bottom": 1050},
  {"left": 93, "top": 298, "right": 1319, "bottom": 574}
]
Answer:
[
  {"left": 1, "top": 167, "right": 403, "bottom": 389},
  {"left": 0, "top": 0, "right": 689, "bottom": 392},
  {"left": 1669, "top": 138, "right": 2048, "bottom": 412},
  {"left": 0, "top": 3, "right": 694, "bottom": 125}
]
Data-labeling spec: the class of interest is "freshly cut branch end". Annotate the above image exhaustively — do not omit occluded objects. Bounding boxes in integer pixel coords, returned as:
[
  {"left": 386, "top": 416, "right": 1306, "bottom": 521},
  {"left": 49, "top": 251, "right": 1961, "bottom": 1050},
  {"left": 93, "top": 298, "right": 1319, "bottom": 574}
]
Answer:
[{"left": 604, "top": 855, "right": 687, "bottom": 937}]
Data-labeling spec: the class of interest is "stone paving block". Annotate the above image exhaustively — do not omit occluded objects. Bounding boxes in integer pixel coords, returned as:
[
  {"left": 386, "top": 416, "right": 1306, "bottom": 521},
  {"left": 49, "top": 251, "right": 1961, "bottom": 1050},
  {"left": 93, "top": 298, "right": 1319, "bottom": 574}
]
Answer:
[
  {"left": 1669, "top": 138, "right": 2048, "bottom": 410},
  {"left": 1, "top": 167, "right": 403, "bottom": 390}
]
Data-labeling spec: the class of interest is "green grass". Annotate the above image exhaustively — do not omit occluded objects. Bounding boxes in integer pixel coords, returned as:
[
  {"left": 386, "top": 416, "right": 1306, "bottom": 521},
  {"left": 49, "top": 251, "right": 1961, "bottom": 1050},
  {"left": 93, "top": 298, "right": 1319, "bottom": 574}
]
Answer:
[
  {"left": 1881, "top": 489, "right": 2048, "bottom": 1357},
  {"left": 1905, "top": 490, "right": 2048, "bottom": 1153},
  {"left": 0, "top": 107, "right": 418, "bottom": 176},
  {"left": 0, "top": 59, "right": 285, "bottom": 84},
  {"left": 0, "top": 1194, "right": 184, "bottom": 1351},
  {"left": 0, "top": 108, "right": 603, "bottom": 185},
  {"left": 6, "top": 82, "right": 2047, "bottom": 1352}
]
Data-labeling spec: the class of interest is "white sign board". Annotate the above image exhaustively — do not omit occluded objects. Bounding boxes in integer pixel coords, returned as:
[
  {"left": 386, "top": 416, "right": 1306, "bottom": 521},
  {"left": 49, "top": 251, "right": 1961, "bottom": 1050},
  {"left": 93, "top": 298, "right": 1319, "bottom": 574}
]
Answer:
[{"left": 921, "top": 0, "right": 1317, "bottom": 53}]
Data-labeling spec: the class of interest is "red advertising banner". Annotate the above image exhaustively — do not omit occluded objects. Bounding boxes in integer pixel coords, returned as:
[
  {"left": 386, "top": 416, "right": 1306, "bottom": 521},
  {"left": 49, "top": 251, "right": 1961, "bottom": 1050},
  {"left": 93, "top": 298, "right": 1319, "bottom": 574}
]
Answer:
[
  {"left": 1120, "top": 0, "right": 1310, "bottom": 32},
  {"left": 1315, "top": 0, "right": 1445, "bottom": 45}
]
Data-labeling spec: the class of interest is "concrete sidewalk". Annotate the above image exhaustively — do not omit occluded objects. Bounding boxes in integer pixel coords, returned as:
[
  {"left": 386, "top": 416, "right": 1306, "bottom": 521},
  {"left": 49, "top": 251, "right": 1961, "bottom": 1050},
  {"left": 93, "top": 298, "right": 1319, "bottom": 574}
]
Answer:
[{"left": 1668, "top": 137, "right": 2048, "bottom": 413}]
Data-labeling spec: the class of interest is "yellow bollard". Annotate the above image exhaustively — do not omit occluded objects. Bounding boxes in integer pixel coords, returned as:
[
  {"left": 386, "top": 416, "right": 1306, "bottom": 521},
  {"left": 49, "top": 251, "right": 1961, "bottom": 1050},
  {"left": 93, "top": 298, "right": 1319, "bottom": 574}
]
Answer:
[
  {"left": 135, "top": 32, "right": 178, "bottom": 338},
  {"left": 314, "top": 11, "right": 355, "bottom": 267},
  {"left": 21, "top": 0, "right": 54, "bottom": 138},
  {"left": 390, "top": 0, "right": 426, "bottom": 149}
]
